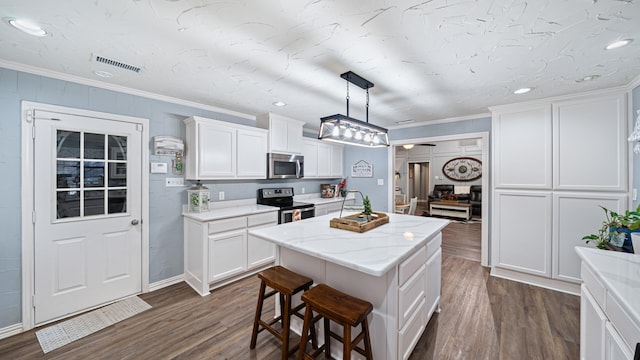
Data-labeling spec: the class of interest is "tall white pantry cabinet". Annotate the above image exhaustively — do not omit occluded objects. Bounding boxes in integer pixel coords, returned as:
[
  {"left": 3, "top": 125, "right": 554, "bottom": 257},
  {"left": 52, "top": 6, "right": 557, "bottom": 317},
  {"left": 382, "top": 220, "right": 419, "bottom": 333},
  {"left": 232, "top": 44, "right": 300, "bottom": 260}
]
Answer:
[{"left": 490, "top": 91, "right": 629, "bottom": 292}]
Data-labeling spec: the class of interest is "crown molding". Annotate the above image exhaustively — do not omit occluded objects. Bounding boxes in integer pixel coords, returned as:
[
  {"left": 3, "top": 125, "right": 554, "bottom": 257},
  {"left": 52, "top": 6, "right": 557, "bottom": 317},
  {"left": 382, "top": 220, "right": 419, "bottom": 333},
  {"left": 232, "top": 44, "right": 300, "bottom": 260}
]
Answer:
[
  {"left": 0, "top": 60, "right": 256, "bottom": 121},
  {"left": 387, "top": 112, "right": 491, "bottom": 130}
]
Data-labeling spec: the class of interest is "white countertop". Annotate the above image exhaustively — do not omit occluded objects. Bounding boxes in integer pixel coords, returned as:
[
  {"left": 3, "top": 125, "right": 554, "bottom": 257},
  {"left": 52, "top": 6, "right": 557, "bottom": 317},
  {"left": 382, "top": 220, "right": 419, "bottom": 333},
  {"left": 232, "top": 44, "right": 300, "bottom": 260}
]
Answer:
[
  {"left": 295, "top": 193, "right": 356, "bottom": 206},
  {"left": 182, "top": 199, "right": 277, "bottom": 221},
  {"left": 249, "top": 213, "right": 449, "bottom": 277},
  {"left": 575, "top": 247, "right": 640, "bottom": 327}
]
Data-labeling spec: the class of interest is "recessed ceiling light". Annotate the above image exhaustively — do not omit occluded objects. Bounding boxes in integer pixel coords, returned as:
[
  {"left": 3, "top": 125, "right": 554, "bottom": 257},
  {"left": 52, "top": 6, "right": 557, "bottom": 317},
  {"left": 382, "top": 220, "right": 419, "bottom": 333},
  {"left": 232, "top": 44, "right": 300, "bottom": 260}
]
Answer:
[
  {"left": 605, "top": 39, "right": 633, "bottom": 50},
  {"left": 513, "top": 87, "right": 532, "bottom": 95},
  {"left": 576, "top": 75, "right": 599, "bottom": 83},
  {"left": 272, "top": 101, "right": 286, "bottom": 107},
  {"left": 7, "top": 18, "right": 48, "bottom": 37},
  {"left": 93, "top": 70, "right": 113, "bottom": 78}
]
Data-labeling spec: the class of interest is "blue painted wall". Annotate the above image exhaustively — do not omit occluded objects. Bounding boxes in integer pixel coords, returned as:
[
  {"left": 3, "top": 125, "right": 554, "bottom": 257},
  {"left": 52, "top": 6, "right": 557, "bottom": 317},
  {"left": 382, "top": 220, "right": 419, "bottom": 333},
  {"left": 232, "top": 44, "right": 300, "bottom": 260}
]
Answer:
[{"left": 0, "top": 67, "right": 341, "bottom": 328}]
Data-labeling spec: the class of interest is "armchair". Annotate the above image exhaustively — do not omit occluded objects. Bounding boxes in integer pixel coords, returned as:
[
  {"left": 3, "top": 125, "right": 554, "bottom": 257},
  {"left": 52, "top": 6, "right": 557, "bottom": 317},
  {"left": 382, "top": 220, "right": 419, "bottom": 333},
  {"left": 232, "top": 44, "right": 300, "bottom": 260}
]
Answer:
[
  {"left": 428, "top": 184, "right": 455, "bottom": 204},
  {"left": 469, "top": 185, "right": 482, "bottom": 216}
]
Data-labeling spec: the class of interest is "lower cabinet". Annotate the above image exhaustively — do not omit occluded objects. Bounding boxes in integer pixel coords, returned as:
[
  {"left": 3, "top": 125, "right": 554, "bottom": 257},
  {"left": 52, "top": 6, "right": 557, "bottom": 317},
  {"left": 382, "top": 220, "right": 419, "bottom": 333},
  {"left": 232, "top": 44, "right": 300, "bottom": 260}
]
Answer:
[
  {"left": 314, "top": 199, "right": 355, "bottom": 216},
  {"left": 184, "top": 211, "right": 278, "bottom": 296}
]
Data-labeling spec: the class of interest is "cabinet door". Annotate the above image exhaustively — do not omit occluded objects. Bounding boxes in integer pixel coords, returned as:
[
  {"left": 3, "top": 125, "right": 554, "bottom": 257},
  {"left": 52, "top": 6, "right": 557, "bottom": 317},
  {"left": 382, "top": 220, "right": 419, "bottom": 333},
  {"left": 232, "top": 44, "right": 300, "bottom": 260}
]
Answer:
[
  {"left": 492, "top": 105, "right": 552, "bottom": 189},
  {"left": 208, "top": 229, "right": 246, "bottom": 283},
  {"left": 315, "top": 204, "right": 328, "bottom": 216},
  {"left": 317, "top": 142, "right": 331, "bottom": 177},
  {"left": 581, "top": 285, "right": 606, "bottom": 360},
  {"left": 247, "top": 223, "right": 277, "bottom": 269},
  {"left": 425, "top": 248, "right": 441, "bottom": 319},
  {"left": 237, "top": 128, "right": 267, "bottom": 179},
  {"left": 269, "top": 115, "right": 289, "bottom": 153},
  {"left": 553, "top": 193, "right": 627, "bottom": 283},
  {"left": 493, "top": 190, "right": 552, "bottom": 277},
  {"left": 287, "top": 119, "right": 304, "bottom": 154},
  {"left": 303, "top": 139, "right": 318, "bottom": 177},
  {"left": 553, "top": 94, "right": 627, "bottom": 191},
  {"left": 605, "top": 322, "right": 633, "bottom": 360},
  {"left": 198, "top": 122, "right": 236, "bottom": 178},
  {"left": 330, "top": 144, "right": 343, "bottom": 178}
]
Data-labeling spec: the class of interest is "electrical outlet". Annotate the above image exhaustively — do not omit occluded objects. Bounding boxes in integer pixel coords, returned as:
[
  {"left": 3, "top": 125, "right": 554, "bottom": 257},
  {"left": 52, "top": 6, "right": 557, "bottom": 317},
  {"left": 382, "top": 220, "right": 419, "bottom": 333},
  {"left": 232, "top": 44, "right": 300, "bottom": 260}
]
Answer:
[
  {"left": 377, "top": 178, "right": 384, "bottom": 185},
  {"left": 219, "top": 191, "right": 225, "bottom": 200},
  {"left": 165, "top": 178, "right": 184, "bottom": 187}
]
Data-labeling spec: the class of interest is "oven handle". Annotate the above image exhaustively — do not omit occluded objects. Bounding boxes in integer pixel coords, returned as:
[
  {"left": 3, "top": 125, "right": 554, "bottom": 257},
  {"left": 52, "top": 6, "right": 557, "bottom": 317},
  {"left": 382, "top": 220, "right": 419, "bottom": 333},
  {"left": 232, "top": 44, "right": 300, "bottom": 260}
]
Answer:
[{"left": 281, "top": 206, "right": 315, "bottom": 215}]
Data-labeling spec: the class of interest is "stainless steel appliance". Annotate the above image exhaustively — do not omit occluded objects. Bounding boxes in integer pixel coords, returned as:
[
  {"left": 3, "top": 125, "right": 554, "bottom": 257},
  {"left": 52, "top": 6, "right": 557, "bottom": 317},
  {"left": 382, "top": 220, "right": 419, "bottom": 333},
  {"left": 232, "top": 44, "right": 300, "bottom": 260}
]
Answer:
[
  {"left": 257, "top": 187, "right": 314, "bottom": 224},
  {"left": 267, "top": 153, "right": 304, "bottom": 179}
]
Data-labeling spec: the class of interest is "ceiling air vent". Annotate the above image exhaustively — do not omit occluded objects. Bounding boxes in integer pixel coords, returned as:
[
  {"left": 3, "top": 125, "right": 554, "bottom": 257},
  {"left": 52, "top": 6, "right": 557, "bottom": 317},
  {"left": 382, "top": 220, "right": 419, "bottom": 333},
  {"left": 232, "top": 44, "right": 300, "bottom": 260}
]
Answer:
[{"left": 92, "top": 55, "right": 142, "bottom": 73}]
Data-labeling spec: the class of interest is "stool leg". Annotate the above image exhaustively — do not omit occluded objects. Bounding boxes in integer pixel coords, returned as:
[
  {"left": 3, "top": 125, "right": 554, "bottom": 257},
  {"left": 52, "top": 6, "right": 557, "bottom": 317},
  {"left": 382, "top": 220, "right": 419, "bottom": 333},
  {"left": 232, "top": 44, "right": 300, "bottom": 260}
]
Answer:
[
  {"left": 323, "top": 317, "right": 331, "bottom": 359},
  {"left": 298, "top": 306, "right": 313, "bottom": 360},
  {"left": 250, "top": 280, "right": 267, "bottom": 349},
  {"left": 362, "top": 318, "right": 373, "bottom": 360},
  {"left": 343, "top": 323, "right": 351, "bottom": 360},
  {"left": 281, "top": 294, "right": 292, "bottom": 360}
]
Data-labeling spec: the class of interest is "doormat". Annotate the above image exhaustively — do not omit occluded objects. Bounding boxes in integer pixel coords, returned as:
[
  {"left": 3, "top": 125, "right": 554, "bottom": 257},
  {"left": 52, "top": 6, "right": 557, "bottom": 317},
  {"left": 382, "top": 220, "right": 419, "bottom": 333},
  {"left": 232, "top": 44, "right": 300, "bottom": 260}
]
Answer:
[{"left": 36, "top": 296, "right": 151, "bottom": 354}]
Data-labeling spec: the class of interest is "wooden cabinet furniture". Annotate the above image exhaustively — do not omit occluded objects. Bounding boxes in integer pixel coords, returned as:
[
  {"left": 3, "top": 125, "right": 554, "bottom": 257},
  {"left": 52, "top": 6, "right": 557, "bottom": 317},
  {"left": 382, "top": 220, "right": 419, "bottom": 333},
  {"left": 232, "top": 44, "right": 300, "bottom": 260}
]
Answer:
[
  {"left": 184, "top": 116, "right": 267, "bottom": 180},
  {"left": 257, "top": 112, "right": 304, "bottom": 154},
  {"left": 490, "top": 91, "right": 628, "bottom": 293},
  {"left": 302, "top": 138, "right": 344, "bottom": 179},
  {"left": 184, "top": 206, "right": 278, "bottom": 296},
  {"left": 577, "top": 248, "right": 639, "bottom": 359}
]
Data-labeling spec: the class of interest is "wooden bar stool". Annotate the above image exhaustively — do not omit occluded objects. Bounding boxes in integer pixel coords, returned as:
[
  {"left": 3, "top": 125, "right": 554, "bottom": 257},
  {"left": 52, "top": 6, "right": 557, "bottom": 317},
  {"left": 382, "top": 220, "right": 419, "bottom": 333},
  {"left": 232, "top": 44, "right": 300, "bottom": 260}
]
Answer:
[
  {"left": 298, "top": 284, "right": 373, "bottom": 360},
  {"left": 250, "top": 266, "right": 317, "bottom": 360}
]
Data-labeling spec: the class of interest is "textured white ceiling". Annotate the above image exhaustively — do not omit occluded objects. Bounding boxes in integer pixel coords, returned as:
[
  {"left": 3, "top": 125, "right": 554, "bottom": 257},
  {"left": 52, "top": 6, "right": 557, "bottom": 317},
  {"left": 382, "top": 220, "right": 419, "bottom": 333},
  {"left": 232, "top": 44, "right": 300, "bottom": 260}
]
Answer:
[{"left": 0, "top": 0, "right": 638, "bottom": 129}]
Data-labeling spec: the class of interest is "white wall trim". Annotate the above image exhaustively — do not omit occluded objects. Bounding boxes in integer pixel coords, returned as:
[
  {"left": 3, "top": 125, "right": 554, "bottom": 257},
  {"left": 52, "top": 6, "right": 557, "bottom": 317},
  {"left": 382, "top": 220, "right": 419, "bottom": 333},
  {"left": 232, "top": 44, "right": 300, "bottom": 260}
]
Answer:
[
  {"left": 0, "top": 323, "right": 24, "bottom": 341},
  {"left": 0, "top": 60, "right": 255, "bottom": 121},
  {"left": 148, "top": 274, "right": 185, "bottom": 292},
  {"left": 490, "top": 267, "right": 580, "bottom": 296},
  {"left": 627, "top": 73, "right": 640, "bottom": 90},
  {"left": 387, "top": 112, "right": 491, "bottom": 130},
  {"left": 20, "top": 101, "right": 151, "bottom": 330},
  {"left": 388, "top": 131, "right": 490, "bottom": 267}
]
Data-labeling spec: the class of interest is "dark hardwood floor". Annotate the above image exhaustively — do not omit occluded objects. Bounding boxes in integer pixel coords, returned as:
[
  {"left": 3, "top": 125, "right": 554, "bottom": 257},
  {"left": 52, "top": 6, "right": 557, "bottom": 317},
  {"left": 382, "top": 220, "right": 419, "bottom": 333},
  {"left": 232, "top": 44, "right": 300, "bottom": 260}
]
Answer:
[{"left": 0, "top": 221, "right": 579, "bottom": 359}]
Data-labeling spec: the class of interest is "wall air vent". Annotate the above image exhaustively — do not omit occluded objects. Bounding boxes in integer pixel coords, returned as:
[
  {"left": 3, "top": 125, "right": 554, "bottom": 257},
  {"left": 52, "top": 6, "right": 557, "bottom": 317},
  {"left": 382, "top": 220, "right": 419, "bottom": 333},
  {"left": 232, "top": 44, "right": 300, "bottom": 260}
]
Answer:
[{"left": 92, "top": 54, "right": 142, "bottom": 73}]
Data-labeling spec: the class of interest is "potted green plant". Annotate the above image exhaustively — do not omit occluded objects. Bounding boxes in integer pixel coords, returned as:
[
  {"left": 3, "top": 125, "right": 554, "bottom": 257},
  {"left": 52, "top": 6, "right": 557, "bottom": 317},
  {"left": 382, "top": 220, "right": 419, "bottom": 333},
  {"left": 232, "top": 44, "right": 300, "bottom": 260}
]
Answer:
[
  {"left": 582, "top": 204, "right": 640, "bottom": 250},
  {"left": 362, "top": 195, "right": 372, "bottom": 222}
]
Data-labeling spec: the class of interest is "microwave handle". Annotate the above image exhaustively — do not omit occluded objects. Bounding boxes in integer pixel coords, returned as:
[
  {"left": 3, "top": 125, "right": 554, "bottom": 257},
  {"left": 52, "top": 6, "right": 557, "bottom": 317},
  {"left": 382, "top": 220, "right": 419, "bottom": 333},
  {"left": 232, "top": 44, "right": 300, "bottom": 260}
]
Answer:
[{"left": 296, "top": 159, "right": 301, "bottom": 178}]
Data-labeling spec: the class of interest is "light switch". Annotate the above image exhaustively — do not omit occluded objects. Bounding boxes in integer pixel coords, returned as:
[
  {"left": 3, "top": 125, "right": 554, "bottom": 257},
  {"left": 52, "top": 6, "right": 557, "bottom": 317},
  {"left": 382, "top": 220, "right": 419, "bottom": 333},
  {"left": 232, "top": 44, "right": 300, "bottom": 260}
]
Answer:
[{"left": 151, "top": 162, "right": 167, "bottom": 174}]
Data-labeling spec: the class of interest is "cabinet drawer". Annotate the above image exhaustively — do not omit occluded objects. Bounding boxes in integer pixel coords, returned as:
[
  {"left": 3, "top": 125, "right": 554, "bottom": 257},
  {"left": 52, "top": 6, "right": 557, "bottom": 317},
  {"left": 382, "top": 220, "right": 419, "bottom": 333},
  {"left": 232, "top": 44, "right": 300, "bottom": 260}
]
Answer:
[
  {"left": 398, "top": 264, "right": 426, "bottom": 329},
  {"left": 605, "top": 292, "right": 640, "bottom": 350},
  {"left": 426, "top": 233, "right": 442, "bottom": 259},
  {"left": 398, "top": 297, "right": 427, "bottom": 360},
  {"left": 581, "top": 263, "right": 605, "bottom": 309},
  {"left": 208, "top": 217, "right": 246, "bottom": 234},
  {"left": 399, "top": 246, "right": 426, "bottom": 286},
  {"left": 247, "top": 212, "right": 277, "bottom": 227}
]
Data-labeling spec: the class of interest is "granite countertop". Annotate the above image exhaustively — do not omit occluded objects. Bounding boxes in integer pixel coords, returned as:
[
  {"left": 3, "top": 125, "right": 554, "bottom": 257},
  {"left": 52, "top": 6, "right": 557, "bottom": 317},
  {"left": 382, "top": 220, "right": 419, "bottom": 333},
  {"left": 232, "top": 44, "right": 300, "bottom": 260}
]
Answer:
[
  {"left": 249, "top": 213, "right": 449, "bottom": 277},
  {"left": 182, "top": 199, "right": 277, "bottom": 221},
  {"left": 575, "top": 247, "right": 640, "bottom": 327}
]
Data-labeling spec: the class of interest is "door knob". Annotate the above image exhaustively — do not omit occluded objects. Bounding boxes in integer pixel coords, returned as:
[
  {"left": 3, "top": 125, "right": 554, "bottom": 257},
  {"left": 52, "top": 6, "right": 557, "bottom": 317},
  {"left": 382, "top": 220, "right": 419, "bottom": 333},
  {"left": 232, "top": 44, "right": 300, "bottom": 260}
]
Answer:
[{"left": 131, "top": 219, "right": 139, "bottom": 225}]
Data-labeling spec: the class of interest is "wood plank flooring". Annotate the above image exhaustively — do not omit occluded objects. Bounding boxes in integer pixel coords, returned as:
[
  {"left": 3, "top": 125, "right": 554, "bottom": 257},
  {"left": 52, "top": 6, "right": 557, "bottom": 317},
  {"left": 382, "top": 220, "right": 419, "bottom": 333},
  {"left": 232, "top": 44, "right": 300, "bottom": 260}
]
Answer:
[{"left": 0, "top": 222, "right": 579, "bottom": 359}]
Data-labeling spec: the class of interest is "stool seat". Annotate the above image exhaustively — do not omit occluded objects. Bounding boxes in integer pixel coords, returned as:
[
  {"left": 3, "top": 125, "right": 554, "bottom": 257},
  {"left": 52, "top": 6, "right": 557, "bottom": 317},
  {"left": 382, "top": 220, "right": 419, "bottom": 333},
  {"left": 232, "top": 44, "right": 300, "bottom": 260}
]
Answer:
[
  {"left": 298, "top": 284, "right": 374, "bottom": 360},
  {"left": 259, "top": 266, "right": 313, "bottom": 295},
  {"left": 301, "top": 284, "right": 372, "bottom": 327}
]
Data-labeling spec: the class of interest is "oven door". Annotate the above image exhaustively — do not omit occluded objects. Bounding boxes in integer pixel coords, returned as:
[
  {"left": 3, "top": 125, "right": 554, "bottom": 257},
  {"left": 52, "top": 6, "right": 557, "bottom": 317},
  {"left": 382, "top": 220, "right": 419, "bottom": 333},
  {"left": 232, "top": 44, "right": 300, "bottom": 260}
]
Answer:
[
  {"left": 280, "top": 206, "right": 315, "bottom": 224},
  {"left": 268, "top": 153, "right": 304, "bottom": 179}
]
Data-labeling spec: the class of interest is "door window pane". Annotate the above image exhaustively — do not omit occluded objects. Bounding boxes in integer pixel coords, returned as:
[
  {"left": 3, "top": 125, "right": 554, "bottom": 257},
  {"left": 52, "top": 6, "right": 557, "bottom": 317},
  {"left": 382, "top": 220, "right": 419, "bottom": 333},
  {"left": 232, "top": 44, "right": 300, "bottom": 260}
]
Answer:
[
  {"left": 84, "top": 133, "right": 105, "bottom": 159},
  {"left": 84, "top": 161, "right": 104, "bottom": 187},
  {"left": 109, "top": 135, "right": 127, "bottom": 160},
  {"left": 108, "top": 164, "right": 127, "bottom": 187},
  {"left": 57, "top": 131, "right": 80, "bottom": 158},
  {"left": 57, "top": 161, "right": 80, "bottom": 188},
  {"left": 108, "top": 190, "right": 127, "bottom": 214},
  {"left": 84, "top": 190, "right": 105, "bottom": 216},
  {"left": 57, "top": 191, "right": 80, "bottom": 219}
]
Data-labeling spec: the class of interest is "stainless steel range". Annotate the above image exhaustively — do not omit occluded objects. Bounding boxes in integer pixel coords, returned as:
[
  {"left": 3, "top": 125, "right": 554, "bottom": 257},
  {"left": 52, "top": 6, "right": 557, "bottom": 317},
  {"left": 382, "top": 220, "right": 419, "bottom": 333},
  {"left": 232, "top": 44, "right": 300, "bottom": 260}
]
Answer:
[{"left": 257, "top": 187, "right": 315, "bottom": 224}]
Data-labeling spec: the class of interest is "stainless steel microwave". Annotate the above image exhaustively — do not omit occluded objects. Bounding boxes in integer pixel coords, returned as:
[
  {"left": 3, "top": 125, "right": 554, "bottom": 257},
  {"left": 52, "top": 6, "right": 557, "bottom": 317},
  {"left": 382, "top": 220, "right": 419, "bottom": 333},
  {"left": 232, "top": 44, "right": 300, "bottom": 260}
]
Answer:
[{"left": 267, "top": 153, "right": 304, "bottom": 179}]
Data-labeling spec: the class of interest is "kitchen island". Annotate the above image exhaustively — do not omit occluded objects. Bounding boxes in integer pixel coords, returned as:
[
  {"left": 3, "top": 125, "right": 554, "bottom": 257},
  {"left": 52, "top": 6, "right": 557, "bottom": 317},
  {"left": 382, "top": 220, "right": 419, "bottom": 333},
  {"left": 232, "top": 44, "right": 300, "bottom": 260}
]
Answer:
[{"left": 248, "top": 212, "right": 449, "bottom": 360}]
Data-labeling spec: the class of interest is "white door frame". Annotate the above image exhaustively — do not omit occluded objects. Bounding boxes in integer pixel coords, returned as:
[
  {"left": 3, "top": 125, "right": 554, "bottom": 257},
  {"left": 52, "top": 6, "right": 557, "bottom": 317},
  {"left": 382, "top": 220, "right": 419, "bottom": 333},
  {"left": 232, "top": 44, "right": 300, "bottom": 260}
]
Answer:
[
  {"left": 20, "top": 101, "right": 150, "bottom": 330},
  {"left": 388, "top": 131, "right": 490, "bottom": 267}
]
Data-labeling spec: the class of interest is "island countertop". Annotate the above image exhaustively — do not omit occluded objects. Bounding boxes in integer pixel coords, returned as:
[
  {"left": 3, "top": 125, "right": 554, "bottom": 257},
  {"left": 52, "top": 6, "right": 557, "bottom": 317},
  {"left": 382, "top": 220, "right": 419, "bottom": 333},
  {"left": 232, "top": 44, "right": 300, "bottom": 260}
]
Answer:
[{"left": 248, "top": 212, "right": 449, "bottom": 277}]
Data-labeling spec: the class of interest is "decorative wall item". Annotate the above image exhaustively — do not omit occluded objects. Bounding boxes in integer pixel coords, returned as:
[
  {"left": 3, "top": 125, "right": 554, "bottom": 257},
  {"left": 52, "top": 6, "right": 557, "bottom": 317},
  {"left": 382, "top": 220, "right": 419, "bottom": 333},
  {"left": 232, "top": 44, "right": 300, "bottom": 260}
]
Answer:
[
  {"left": 442, "top": 157, "right": 482, "bottom": 181},
  {"left": 351, "top": 160, "right": 373, "bottom": 177}
]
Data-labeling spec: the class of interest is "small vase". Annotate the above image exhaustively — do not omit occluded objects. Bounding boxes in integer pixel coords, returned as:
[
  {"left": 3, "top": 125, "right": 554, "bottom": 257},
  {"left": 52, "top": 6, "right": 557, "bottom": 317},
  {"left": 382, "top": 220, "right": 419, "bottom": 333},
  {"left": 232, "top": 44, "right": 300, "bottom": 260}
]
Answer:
[{"left": 631, "top": 233, "right": 640, "bottom": 254}]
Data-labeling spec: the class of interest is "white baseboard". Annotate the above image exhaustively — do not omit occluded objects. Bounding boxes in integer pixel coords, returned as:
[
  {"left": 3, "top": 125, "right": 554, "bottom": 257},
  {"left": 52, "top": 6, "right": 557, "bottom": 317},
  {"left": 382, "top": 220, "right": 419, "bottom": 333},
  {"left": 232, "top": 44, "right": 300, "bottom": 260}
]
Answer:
[
  {"left": 148, "top": 274, "right": 185, "bottom": 293},
  {"left": 0, "top": 323, "right": 24, "bottom": 340},
  {"left": 490, "top": 267, "right": 580, "bottom": 296}
]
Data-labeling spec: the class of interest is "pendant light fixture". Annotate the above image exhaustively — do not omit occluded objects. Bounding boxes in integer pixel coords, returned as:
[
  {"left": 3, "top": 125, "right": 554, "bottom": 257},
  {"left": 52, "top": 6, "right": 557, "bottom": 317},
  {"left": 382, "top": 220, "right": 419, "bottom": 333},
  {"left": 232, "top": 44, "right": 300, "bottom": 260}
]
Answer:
[{"left": 318, "top": 71, "right": 389, "bottom": 147}]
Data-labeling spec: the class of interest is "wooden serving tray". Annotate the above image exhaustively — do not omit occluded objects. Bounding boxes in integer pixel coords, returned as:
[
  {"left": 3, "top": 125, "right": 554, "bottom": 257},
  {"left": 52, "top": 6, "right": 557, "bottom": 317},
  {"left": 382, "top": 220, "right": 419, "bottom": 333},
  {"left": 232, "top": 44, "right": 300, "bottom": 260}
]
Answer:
[{"left": 329, "top": 212, "right": 389, "bottom": 233}]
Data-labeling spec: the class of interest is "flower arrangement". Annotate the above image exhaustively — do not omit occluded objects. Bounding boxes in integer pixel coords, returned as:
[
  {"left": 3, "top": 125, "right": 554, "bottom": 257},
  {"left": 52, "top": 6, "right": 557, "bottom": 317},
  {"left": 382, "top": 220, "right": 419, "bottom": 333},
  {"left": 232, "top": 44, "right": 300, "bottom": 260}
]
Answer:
[{"left": 338, "top": 178, "right": 347, "bottom": 197}]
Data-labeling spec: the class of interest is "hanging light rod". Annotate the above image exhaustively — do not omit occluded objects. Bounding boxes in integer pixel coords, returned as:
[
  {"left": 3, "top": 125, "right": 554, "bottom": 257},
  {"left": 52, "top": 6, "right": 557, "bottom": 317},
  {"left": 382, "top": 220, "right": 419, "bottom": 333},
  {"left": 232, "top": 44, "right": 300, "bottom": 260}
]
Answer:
[{"left": 318, "top": 71, "right": 389, "bottom": 148}]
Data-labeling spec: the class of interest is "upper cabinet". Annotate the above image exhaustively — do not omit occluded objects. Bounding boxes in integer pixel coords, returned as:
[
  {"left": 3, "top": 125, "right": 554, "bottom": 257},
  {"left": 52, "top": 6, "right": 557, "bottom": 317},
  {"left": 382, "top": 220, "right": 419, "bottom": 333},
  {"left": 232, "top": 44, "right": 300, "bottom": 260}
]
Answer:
[
  {"left": 302, "top": 138, "right": 343, "bottom": 179},
  {"left": 184, "top": 116, "right": 267, "bottom": 180},
  {"left": 256, "top": 112, "right": 304, "bottom": 154}
]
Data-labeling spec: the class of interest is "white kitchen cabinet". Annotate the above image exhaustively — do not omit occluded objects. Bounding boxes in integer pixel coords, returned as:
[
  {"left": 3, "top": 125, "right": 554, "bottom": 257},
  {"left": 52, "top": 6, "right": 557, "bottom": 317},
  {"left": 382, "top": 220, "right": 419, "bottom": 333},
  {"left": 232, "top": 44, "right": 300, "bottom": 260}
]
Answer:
[
  {"left": 581, "top": 285, "right": 607, "bottom": 360},
  {"left": 303, "top": 138, "right": 318, "bottom": 177},
  {"left": 184, "top": 116, "right": 267, "bottom": 180},
  {"left": 330, "top": 143, "right": 344, "bottom": 178},
  {"left": 605, "top": 322, "right": 633, "bottom": 360},
  {"left": 302, "top": 137, "right": 343, "bottom": 179},
  {"left": 317, "top": 141, "right": 331, "bottom": 177},
  {"left": 314, "top": 198, "right": 354, "bottom": 217},
  {"left": 183, "top": 209, "right": 278, "bottom": 296},
  {"left": 257, "top": 112, "right": 304, "bottom": 154}
]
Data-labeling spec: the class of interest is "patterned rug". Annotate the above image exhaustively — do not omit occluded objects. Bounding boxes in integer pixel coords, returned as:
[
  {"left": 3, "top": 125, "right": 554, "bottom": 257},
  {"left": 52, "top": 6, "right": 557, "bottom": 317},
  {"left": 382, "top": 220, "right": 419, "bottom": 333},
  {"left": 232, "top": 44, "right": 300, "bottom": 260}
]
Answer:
[{"left": 36, "top": 296, "right": 151, "bottom": 353}]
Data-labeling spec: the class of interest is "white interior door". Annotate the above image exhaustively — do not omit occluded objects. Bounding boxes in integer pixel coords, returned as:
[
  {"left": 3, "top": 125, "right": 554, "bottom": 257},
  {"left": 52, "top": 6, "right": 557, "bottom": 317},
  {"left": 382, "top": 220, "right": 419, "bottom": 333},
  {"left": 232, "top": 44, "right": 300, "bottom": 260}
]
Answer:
[{"left": 33, "top": 109, "right": 142, "bottom": 325}]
